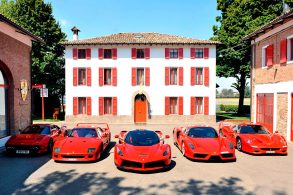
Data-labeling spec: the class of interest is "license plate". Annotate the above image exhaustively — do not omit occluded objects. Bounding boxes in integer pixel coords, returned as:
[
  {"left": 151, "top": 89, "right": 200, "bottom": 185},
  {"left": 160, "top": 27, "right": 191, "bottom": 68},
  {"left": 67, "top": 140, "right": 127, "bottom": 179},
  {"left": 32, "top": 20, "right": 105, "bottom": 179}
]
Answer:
[
  {"left": 16, "top": 150, "right": 30, "bottom": 154},
  {"left": 67, "top": 158, "right": 77, "bottom": 161},
  {"left": 266, "top": 151, "right": 275, "bottom": 154}
]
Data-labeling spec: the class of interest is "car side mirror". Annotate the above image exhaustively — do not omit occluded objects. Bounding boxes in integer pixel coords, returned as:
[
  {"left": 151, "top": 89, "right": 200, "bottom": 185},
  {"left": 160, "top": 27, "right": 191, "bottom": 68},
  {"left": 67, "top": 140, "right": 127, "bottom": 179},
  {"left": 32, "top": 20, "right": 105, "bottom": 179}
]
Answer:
[
  {"left": 114, "top": 135, "right": 119, "bottom": 138},
  {"left": 165, "top": 135, "right": 170, "bottom": 139}
]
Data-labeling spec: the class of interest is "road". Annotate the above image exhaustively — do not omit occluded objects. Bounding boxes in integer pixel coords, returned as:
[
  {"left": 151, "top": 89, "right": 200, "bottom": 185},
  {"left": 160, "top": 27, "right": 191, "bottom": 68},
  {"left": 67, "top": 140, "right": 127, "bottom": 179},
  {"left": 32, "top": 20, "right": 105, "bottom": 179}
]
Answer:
[{"left": 0, "top": 125, "right": 292, "bottom": 195}]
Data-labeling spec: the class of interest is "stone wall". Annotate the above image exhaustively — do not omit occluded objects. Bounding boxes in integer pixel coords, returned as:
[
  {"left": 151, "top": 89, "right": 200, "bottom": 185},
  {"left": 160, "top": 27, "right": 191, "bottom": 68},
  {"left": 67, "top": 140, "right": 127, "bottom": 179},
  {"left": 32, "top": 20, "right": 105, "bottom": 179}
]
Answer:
[{"left": 276, "top": 93, "right": 288, "bottom": 137}]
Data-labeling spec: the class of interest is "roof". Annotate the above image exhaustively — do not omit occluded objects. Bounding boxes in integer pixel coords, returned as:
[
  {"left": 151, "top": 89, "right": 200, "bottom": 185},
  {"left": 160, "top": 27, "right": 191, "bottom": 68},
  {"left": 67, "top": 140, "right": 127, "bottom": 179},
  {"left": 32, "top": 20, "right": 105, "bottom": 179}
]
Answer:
[
  {"left": 244, "top": 9, "right": 293, "bottom": 40},
  {"left": 0, "top": 13, "right": 44, "bottom": 43},
  {"left": 62, "top": 32, "right": 220, "bottom": 46}
]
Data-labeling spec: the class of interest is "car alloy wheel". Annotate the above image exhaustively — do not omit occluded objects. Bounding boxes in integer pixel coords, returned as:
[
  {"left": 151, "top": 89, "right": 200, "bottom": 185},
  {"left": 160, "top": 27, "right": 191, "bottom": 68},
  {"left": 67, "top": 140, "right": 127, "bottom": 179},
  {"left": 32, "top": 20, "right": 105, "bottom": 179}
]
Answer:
[{"left": 236, "top": 139, "right": 242, "bottom": 151}]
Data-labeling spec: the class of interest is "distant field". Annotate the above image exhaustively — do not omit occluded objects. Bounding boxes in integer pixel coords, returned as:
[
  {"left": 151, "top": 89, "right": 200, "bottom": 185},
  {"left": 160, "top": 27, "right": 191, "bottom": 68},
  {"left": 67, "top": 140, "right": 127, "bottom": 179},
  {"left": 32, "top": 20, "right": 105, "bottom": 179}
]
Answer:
[{"left": 216, "top": 98, "right": 250, "bottom": 106}]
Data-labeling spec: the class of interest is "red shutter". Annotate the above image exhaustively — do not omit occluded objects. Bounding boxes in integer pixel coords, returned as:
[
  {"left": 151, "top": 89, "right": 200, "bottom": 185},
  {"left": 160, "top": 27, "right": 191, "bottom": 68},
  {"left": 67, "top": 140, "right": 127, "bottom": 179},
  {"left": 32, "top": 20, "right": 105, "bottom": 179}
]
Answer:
[
  {"left": 165, "top": 48, "right": 170, "bottom": 59},
  {"left": 145, "top": 48, "right": 150, "bottom": 59},
  {"left": 204, "top": 48, "right": 209, "bottom": 59},
  {"left": 132, "top": 48, "right": 137, "bottom": 59},
  {"left": 204, "top": 67, "right": 209, "bottom": 86},
  {"left": 179, "top": 48, "right": 183, "bottom": 59},
  {"left": 112, "top": 48, "right": 117, "bottom": 60},
  {"left": 113, "top": 97, "right": 117, "bottom": 115},
  {"left": 204, "top": 97, "right": 209, "bottom": 115},
  {"left": 73, "top": 48, "right": 78, "bottom": 60},
  {"left": 99, "top": 68, "right": 103, "bottom": 86},
  {"left": 86, "top": 67, "right": 91, "bottom": 86},
  {"left": 191, "top": 97, "right": 195, "bottom": 115},
  {"left": 99, "top": 97, "right": 104, "bottom": 115},
  {"left": 86, "top": 97, "right": 92, "bottom": 115},
  {"left": 165, "top": 67, "right": 170, "bottom": 86},
  {"left": 145, "top": 67, "right": 150, "bottom": 86},
  {"left": 112, "top": 67, "right": 117, "bottom": 86},
  {"left": 132, "top": 67, "right": 137, "bottom": 86},
  {"left": 179, "top": 96, "right": 183, "bottom": 115},
  {"left": 266, "top": 44, "right": 274, "bottom": 66},
  {"left": 98, "top": 48, "right": 103, "bottom": 60},
  {"left": 179, "top": 67, "right": 183, "bottom": 86},
  {"left": 86, "top": 48, "right": 91, "bottom": 60},
  {"left": 73, "top": 68, "right": 78, "bottom": 86},
  {"left": 165, "top": 97, "right": 170, "bottom": 115},
  {"left": 73, "top": 97, "right": 78, "bottom": 115},
  {"left": 280, "top": 39, "right": 287, "bottom": 64},
  {"left": 190, "top": 48, "right": 195, "bottom": 59},
  {"left": 191, "top": 67, "right": 195, "bottom": 86}
]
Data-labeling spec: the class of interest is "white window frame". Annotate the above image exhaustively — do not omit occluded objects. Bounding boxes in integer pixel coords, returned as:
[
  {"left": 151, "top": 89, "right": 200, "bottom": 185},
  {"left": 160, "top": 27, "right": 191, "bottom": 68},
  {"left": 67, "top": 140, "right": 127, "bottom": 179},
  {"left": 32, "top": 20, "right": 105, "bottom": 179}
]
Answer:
[{"left": 287, "top": 34, "right": 293, "bottom": 64}]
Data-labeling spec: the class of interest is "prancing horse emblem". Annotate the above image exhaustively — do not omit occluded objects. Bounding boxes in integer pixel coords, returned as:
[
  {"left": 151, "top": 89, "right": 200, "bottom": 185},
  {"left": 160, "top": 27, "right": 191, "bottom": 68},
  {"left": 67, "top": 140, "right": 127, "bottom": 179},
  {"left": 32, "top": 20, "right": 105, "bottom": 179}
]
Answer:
[{"left": 20, "top": 79, "right": 28, "bottom": 101}]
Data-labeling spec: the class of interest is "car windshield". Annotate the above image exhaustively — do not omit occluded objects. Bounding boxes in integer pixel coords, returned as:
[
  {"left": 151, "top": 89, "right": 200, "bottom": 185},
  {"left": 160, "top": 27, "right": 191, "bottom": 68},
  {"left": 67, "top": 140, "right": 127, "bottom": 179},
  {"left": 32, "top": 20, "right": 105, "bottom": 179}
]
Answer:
[
  {"left": 69, "top": 128, "right": 98, "bottom": 138},
  {"left": 188, "top": 127, "right": 218, "bottom": 138},
  {"left": 124, "top": 130, "right": 160, "bottom": 146},
  {"left": 240, "top": 125, "right": 270, "bottom": 134},
  {"left": 21, "top": 125, "right": 51, "bottom": 135}
]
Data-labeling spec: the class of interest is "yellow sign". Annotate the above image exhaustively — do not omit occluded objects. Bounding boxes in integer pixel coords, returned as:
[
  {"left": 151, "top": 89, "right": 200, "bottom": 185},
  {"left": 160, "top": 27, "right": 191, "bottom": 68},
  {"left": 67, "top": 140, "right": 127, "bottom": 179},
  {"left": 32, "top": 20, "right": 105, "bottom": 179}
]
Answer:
[{"left": 20, "top": 79, "right": 28, "bottom": 101}]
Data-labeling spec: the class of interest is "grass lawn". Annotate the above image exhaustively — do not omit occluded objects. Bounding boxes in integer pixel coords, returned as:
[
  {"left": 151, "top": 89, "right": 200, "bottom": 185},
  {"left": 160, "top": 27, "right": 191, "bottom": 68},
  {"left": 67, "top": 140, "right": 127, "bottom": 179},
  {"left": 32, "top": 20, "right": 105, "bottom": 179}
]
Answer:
[
  {"left": 216, "top": 112, "right": 250, "bottom": 122},
  {"left": 33, "top": 118, "right": 63, "bottom": 123}
]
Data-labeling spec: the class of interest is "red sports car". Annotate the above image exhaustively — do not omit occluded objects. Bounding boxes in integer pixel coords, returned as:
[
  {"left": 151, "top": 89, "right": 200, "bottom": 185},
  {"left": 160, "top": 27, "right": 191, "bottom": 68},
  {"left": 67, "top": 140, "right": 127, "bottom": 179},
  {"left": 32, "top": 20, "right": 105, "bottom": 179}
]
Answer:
[
  {"left": 173, "top": 126, "right": 236, "bottom": 161},
  {"left": 114, "top": 129, "right": 171, "bottom": 171},
  {"left": 52, "top": 123, "right": 111, "bottom": 162},
  {"left": 220, "top": 122, "right": 288, "bottom": 155},
  {"left": 5, "top": 124, "right": 62, "bottom": 155}
]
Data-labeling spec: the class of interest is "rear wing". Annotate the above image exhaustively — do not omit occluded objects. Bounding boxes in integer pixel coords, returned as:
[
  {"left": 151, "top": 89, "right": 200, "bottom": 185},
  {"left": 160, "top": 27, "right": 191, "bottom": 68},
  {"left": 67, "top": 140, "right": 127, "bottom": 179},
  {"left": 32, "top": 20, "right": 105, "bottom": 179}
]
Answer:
[{"left": 76, "top": 123, "right": 109, "bottom": 130}]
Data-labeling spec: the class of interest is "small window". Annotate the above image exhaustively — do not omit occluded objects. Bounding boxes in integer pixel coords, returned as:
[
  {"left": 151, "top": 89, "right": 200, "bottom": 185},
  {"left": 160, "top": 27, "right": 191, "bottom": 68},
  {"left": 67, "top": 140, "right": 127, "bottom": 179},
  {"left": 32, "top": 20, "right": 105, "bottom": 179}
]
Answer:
[
  {"left": 136, "top": 49, "right": 145, "bottom": 59},
  {"left": 78, "top": 68, "right": 86, "bottom": 85},
  {"left": 195, "top": 68, "right": 203, "bottom": 85},
  {"left": 194, "top": 97, "right": 203, "bottom": 114},
  {"left": 195, "top": 48, "right": 203, "bottom": 58},
  {"left": 104, "top": 49, "right": 112, "bottom": 59},
  {"left": 78, "top": 97, "right": 86, "bottom": 114},
  {"left": 290, "top": 38, "right": 293, "bottom": 61},
  {"left": 169, "top": 97, "right": 178, "bottom": 114},
  {"left": 170, "top": 49, "right": 178, "bottom": 58},
  {"left": 104, "top": 97, "right": 112, "bottom": 115},
  {"left": 78, "top": 49, "right": 86, "bottom": 59},
  {"left": 104, "top": 69, "right": 112, "bottom": 85},
  {"left": 170, "top": 67, "right": 178, "bottom": 85},
  {"left": 136, "top": 68, "right": 145, "bottom": 85}
]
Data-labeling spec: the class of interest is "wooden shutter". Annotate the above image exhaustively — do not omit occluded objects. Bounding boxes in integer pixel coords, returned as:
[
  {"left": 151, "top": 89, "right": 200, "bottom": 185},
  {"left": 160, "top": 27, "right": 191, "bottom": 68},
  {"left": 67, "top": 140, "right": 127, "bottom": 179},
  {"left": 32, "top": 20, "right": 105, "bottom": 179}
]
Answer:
[
  {"left": 132, "top": 67, "right": 136, "bottom": 86},
  {"left": 179, "top": 67, "right": 183, "bottom": 86},
  {"left": 266, "top": 44, "right": 274, "bottom": 66},
  {"left": 73, "top": 48, "right": 78, "bottom": 60},
  {"left": 179, "top": 48, "right": 183, "bottom": 59},
  {"left": 132, "top": 48, "right": 137, "bottom": 59},
  {"left": 179, "top": 96, "right": 183, "bottom": 115},
  {"left": 190, "top": 48, "right": 195, "bottom": 59},
  {"left": 204, "top": 48, "right": 209, "bottom": 59},
  {"left": 204, "top": 97, "right": 209, "bottom": 115},
  {"left": 99, "top": 97, "right": 104, "bottom": 115},
  {"left": 112, "top": 67, "right": 117, "bottom": 86},
  {"left": 99, "top": 68, "right": 103, "bottom": 86},
  {"left": 165, "top": 67, "right": 170, "bottom": 85},
  {"left": 191, "top": 97, "right": 195, "bottom": 115},
  {"left": 204, "top": 67, "right": 209, "bottom": 86},
  {"left": 112, "top": 48, "right": 117, "bottom": 60},
  {"left": 145, "top": 67, "right": 150, "bottom": 86},
  {"left": 73, "top": 97, "right": 78, "bottom": 115},
  {"left": 86, "top": 48, "right": 91, "bottom": 60},
  {"left": 191, "top": 67, "right": 195, "bottom": 86},
  {"left": 86, "top": 67, "right": 91, "bottom": 86},
  {"left": 165, "top": 97, "right": 170, "bottom": 115},
  {"left": 86, "top": 97, "right": 92, "bottom": 115},
  {"left": 145, "top": 48, "right": 150, "bottom": 59},
  {"left": 165, "top": 48, "right": 170, "bottom": 59},
  {"left": 280, "top": 39, "right": 287, "bottom": 63},
  {"left": 73, "top": 68, "right": 78, "bottom": 86},
  {"left": 98, "top": 48, "right": 103, "bottom": 60},
  {"left": 113, "top": 97, "right": 117, "bottom": 115}
]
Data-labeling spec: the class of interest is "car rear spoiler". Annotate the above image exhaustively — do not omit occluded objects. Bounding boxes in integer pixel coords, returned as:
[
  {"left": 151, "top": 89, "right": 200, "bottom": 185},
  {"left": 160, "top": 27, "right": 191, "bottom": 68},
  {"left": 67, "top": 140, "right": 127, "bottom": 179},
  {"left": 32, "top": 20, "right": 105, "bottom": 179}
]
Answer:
[{"left": 76, "top": 123, "right": 109, "bottom": 130}]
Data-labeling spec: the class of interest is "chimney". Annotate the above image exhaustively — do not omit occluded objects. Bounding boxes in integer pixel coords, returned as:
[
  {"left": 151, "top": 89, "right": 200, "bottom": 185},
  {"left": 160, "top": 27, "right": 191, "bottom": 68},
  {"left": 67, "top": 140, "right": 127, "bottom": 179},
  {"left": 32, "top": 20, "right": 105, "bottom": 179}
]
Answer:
[{"left": 71, "top": 26, "right": 80, "bottom": 41}]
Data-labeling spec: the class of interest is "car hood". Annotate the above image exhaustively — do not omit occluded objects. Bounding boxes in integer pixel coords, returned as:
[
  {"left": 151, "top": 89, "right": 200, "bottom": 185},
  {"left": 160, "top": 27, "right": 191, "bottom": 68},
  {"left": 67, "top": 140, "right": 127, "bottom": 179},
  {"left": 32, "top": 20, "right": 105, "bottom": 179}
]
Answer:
[
  {"left": 57, "top": 137, "right": 101, "bottom": 153},
  {"left": 6, "top": 134, "right": 46, "bottom": 145},
  {"left": 122, "top": 143, "right": 166, "bottom": 159},
  {"left": 189, "top": 138, "right": 231, "bottom": 153},
  {"left": 242, "top": 134, "right": 284, "bottom": 146}
]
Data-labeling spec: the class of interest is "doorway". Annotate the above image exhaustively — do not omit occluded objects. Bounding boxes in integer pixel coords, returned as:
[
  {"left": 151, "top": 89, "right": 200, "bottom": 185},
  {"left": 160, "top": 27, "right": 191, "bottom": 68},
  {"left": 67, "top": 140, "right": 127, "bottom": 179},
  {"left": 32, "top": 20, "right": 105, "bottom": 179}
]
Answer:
[
  {"left": 134, "top": 94, "right": 147, "bottom": 123},
  {"left": 0, "top": 70, "right": 8, "bottom": 137}
]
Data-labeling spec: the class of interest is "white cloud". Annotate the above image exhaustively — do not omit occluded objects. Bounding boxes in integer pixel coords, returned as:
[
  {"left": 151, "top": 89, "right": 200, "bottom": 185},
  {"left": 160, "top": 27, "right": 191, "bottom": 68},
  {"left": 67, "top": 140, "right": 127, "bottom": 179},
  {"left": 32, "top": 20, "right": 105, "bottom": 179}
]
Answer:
[{"left": 59, "top": 19, "right": 68, "bottom": 27}]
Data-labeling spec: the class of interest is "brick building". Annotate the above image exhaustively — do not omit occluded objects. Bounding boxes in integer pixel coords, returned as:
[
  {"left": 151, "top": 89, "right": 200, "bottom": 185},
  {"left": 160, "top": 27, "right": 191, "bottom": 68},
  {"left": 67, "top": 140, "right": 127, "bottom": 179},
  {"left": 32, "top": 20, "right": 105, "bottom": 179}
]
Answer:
[
  {"left": 245, "top": 10, "right": 293, "bottom": 141},
  {"left": 63, "top": 29, "right": 220, "bottom": 124},
  {"left": 0, "top": 14, "right": 42, "bottom": 136}
]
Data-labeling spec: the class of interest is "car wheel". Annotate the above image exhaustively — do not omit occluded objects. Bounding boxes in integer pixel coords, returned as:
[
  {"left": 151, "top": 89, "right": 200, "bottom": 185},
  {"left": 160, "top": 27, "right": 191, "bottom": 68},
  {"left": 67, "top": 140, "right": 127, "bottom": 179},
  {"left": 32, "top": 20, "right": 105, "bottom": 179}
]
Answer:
[
  {"left": 236, "top": 138, "right": 242, "bottom": 151},
  {"left": 47, "top": 139, "right": 53, "bottom": 153},
  {"left": 181, "top": 142, "right": 185, "bottom": 156}
]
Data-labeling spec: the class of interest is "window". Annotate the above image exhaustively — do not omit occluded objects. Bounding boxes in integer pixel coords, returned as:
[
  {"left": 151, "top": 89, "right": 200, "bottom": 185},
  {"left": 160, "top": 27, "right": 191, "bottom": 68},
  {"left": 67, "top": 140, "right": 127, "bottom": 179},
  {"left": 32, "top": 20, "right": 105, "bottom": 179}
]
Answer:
[
  {"left": 195, "top": 68, "right": 203, "bottom": 85},
  {"left": 170, "top": 49, "right": 178, "bottom": 58},
  {"left": 262, "top": 44, "right": 273, "bottom": 67},
  {"left": 290, "top": 38, "right": 293, "bottom": 61},
  {"left": 78, "top": 49, "right": 86, "bottom": 59},
  {"left": 169, "top": 97, "right": 178, "bottom": 114},
  {"left": 256, "top": 93, "right": 274, "bottom": 132},
  {"left": 104, "top": 49, "right": 112, "bottom": 59},
  {"left": 194, "top": 97, "right": 203, "bottom": 114},
  {"left": 170, "top": 68, "right": 178, "bottom": 85},
  {"left": 78, "top": 68, "right": 86, "bottom": 85},
  {"left": 99, "top": 97, "right": 117, "bottom": 115},
  {"left": 136, "top": 68, "right": 145, "bottom": 85},
  {"left": 136, "top": 49, "right": 145, "bottom": 59},
  {"left": 104, "top": 97, "right": 112, "bottom": 115},
  {"left": 73, "top": 67, "right": 91, "bottom": 86},
  {"left": 104, "top": 69, "right": 112, "bottom": 85},
  {"left": 195, "top": 48, "right": 204, "bottom": 58},
  {"left": 78, "top": 97, "right": 86, "bottom": 114}
]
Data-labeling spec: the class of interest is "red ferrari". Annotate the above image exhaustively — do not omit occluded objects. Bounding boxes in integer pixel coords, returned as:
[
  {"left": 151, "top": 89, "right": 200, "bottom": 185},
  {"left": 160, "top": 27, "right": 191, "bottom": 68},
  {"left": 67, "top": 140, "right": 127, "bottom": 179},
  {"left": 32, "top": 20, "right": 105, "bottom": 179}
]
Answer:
[
  {"left": 52, "top": 123, "right": 111, "bottom": 162},
  {"left": 5, "top": 124, "right": 61, "bottom": 155},
  {"left": 173, "top": 126, "right": 236, "bottom": 161},
  {"left": 114, "top": 129, "right": 171, "bottom": 171},
  {"left": 220, "top": 122, "right": 288, "bottom": 155}
]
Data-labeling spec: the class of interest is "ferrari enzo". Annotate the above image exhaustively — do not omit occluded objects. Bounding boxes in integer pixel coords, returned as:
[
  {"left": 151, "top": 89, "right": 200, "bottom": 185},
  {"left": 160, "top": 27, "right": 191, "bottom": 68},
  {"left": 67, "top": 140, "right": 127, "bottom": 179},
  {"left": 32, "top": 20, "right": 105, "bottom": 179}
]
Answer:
[
  {"left": 220, "top": 123, "right": 288, "bottom": 155},
  {"left": 173, "top": 126, "right": 236, "bottom": 161},
  {"left": 114, "top": 129, "right": 171, "bottom": 171},
  {"left": 52, "top": 123, "right": 111, "bottom": 162},
  {"left": 5, "top": 124, "right": 62, "bottom": 155}
]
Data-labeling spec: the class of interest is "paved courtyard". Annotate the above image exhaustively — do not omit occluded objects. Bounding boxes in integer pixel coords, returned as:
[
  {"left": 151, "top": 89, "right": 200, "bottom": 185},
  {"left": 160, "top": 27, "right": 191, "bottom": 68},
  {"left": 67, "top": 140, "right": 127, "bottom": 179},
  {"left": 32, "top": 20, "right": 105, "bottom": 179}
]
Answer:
[{"left": 0, "top": 124, "right": 292, "bottom": 195}]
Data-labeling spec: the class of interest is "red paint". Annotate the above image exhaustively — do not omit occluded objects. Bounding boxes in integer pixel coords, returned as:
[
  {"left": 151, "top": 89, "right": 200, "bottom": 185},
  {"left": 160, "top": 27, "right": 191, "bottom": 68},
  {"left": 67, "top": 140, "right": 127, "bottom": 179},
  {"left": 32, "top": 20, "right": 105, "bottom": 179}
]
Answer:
[
  {"left": 204, "top": 67, "right": 209, "bottom": 86},
  {"left": 190, "top": 48, "right": 195, "bottom": 59},
  {"left": 134, "top": 98, "right": 147, "bottom": 123},
  {"left": 165, "top": 67, "right": 170, "bottom": 86},
  {"left": 179, "top": 67, "right": 183, "bottom": 86},
  {"left": 112, "top": 68, "right": 117, "bottom": 86},
  {"left": 280, "top": 39, "right": 287, "bottom": 63},
  {"left": 145, "top": 67, "right": 150, "bottom": 86},
  {"left": 86, "top": 68, "right": 91, "bottom": 86},
  {"left": 99, "top": 68, "right": 103, "bottom": 86},
  {"left": 99, "top": 97, "right": 104, "bottom": 115},
  {"left": 98, "top": 48, "right": 103, "bottom": 59},
  {"left": 165, "top": 96, "right": 170, "bottom": 115},
  {"left": 131, "top": 67, "right": 136, "bottom": 86},
  {"left": 204, "top": 48, "right": 209, "bottom": 59},
  {"left": 266, "top": 44, "right": 274, "bottom": 66},
  {"left": 112, "top": 48, "right": 117, "bottom": 60}
]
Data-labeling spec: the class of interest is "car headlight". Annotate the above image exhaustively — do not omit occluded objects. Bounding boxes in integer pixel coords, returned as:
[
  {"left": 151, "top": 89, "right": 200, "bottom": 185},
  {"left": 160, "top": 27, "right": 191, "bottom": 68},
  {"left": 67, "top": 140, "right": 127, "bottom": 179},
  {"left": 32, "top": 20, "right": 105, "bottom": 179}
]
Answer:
[
  {"left": 163, "top": 147, "right": 170, "bottom": 156},
  {"left": 188, "top": 142, "right": 195, "bottom": 150},
  {"left": 246, "top": 139, "right": 252, "bottom": 144},
  {"left": 54, "top": 147, "right": 60, "bottom": 153},
  {"left": 88, "top": 148, "right": 96, "bottom": 153},
  {"left": 117, "top": 147, "right": 123, "bottom": 156},
  {"left": 229, "top": 142, "right": 233, "bottom": 150}
]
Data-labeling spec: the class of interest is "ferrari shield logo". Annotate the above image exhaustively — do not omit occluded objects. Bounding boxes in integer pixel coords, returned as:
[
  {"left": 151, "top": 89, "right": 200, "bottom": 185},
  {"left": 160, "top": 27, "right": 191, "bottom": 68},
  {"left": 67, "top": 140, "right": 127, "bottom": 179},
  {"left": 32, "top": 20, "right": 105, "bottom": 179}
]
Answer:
[{"left": 20, "top": 79, "right": 28, "bottom": 101}]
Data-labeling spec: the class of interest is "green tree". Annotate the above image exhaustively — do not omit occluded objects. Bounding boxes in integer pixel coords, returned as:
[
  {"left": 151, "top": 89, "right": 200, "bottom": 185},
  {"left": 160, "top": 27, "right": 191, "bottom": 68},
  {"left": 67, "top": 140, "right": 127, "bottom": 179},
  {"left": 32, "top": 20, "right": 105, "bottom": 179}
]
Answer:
[{"left": 213, "top": 0, "right": 293, "bottom": 114}]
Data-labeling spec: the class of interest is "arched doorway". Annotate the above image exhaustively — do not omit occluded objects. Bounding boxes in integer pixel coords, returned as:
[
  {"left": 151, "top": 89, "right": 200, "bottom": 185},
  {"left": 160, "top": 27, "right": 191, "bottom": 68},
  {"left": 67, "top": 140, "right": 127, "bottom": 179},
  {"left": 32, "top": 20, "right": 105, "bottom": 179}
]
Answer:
[
  {"left": 134, "top": 94, "right": 147, "bottom": 123},
  {"left": 0, "top": 69, "right": 8, "bottom": 137}
]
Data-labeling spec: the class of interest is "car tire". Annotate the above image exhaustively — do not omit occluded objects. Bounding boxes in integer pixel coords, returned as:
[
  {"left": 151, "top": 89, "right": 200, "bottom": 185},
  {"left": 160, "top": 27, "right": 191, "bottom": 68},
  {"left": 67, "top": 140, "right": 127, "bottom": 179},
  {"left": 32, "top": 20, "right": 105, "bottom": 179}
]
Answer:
[
  {"left": 181, "top": 142, "right": 185, "bottom": 156},
  {"left": 236, "top": 138, "right": 242, "bottom": 151},
  {"left": 47, "top": 139, "right": 53, "bottom": 153}
]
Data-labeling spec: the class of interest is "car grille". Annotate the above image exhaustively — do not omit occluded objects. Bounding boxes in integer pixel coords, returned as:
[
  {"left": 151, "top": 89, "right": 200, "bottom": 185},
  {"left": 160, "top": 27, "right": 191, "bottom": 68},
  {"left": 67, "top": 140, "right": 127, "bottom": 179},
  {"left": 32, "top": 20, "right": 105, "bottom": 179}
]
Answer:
[
  {"left": 209, "top": 156, "right": 221, "bottom": 161},
  {"left": 194, "top": 153, "right": 208, "bottom": 158},
  {"left": 144, "top": 160, "right": 165, "bottom": 168},
  {"left": 221, "top": 153, "right": 234, "bottom": 158},
  {"left": 6, "top": 145, "right": 40, "bottom": 151},
  {"left": 261, "top": 148, "right": 280, "bottom": 151},
  {"left": 121, "top": 160, "right": 142, "bottom": 168},
  {"left": 61, "top": 155, "right": 85, "bottom": 158}
]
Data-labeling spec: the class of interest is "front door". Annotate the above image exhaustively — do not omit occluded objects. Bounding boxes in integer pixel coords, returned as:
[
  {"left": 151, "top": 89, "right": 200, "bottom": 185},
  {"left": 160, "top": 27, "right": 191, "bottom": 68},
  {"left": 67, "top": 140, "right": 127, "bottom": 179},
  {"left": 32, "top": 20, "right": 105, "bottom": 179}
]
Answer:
[{"left": 134, "top": 94, "right": 147, "bottom": 123}]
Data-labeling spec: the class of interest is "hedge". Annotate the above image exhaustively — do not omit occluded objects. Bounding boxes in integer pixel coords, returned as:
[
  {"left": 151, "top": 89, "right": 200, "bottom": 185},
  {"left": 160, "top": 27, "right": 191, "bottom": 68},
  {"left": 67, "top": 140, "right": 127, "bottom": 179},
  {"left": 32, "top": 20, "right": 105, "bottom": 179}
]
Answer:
[{"left": 219, "top": 104, "right": 250, "bottom": 113}]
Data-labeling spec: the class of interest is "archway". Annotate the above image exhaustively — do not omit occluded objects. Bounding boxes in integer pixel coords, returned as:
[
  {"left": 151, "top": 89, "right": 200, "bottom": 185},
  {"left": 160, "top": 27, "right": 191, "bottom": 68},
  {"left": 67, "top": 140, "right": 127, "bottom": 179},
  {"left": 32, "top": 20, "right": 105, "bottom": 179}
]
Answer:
[
  {"left": 134, "top": 93, "right": 147, "bottom": 123},
  {"left": 0, "top": 69, "right": 8, "bottom": 136}
]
